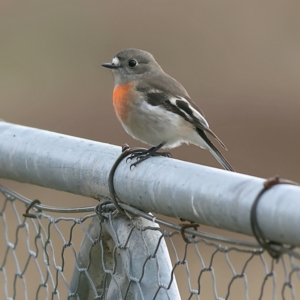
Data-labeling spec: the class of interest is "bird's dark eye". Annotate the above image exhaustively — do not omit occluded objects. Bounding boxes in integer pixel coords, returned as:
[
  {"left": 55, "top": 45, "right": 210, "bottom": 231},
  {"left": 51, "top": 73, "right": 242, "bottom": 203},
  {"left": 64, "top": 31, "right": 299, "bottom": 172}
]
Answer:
[{"left": 128, "top": 59, "right": 137, "bottom": 67}]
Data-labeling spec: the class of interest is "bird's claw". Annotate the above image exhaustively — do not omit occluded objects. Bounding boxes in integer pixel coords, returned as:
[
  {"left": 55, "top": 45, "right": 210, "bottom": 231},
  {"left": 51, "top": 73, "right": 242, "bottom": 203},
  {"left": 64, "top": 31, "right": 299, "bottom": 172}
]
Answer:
[
  {"left": 126, "top": 150, "right": 147, "bottom": 163},
  {"left": 130, "top": 162, "right": 137, "bottom": 170},
  {"left": 129, "top": 153, "right": 151, "bottom": 169},
  {"left": 121, "top": 143, "right": 172, "bottom": 170},
  {"left": 129, "top": 151, "right": 172, "bottom": 169}
]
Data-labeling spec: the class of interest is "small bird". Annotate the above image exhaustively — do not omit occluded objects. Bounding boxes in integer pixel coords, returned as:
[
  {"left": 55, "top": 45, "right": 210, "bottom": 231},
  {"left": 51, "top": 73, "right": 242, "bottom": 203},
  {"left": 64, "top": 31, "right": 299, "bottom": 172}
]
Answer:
[{"left": 102, "top": 48, "right": 234, "bottom": 171}]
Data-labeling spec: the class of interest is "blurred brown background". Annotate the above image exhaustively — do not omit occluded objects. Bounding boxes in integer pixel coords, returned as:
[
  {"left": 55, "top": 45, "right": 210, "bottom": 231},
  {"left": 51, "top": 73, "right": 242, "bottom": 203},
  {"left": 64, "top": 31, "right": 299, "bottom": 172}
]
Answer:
[{"left": 1, "top": 1, "right": 300, "bottom": 299}]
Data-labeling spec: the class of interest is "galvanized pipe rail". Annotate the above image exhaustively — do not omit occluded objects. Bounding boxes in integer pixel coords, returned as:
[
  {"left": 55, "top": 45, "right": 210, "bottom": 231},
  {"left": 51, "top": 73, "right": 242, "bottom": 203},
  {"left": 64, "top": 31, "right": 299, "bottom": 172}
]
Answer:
[{"left": 1, "top": 121, "right": 300, "bottom": 246}]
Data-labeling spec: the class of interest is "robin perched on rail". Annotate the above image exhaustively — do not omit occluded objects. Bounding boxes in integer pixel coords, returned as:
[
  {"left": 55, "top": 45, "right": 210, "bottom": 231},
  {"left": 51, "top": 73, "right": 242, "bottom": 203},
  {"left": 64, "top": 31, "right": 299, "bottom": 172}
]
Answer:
[{"left": 102, "top": 48, "right": 234, "bottom": 171}]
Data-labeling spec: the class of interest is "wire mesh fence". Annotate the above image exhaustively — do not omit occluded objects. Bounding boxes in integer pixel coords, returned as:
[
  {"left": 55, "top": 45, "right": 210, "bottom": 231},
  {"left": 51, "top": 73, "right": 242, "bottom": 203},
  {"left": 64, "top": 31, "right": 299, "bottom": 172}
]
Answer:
[{"left": 1, "top": 183, "right": 300, "bottom": 300}]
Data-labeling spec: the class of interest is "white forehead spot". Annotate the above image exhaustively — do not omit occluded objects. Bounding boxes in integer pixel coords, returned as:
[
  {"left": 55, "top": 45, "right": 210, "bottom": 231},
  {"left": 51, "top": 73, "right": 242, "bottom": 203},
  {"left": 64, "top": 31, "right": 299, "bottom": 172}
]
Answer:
[{"left": 112, "top": 57, "right": 120, "bottom": 66}]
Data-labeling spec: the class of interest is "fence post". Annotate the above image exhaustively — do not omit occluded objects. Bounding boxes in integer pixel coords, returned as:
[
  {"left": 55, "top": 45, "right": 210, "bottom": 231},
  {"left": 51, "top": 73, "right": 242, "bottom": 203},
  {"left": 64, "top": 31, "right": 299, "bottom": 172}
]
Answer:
[
  {"left": 103, "top": 212, "right": 180, "bottom": 300},
  {"left": 69, "top": 211, "right": 180, "bottom": 299}
]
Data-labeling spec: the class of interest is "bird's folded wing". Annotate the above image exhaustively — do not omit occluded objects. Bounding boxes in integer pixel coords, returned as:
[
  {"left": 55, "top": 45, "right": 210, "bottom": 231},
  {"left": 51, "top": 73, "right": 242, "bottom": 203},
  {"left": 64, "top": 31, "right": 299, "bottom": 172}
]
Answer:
[{"left": 142, "top": 89, "right": 227, "bottom": 150}]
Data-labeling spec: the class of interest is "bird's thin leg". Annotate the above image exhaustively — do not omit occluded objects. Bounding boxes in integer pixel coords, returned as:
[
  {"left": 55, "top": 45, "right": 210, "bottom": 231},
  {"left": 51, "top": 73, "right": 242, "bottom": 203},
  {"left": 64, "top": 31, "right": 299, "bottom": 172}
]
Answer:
[{"left": 128, "top": 142, "right": 172, "bottom": 168}]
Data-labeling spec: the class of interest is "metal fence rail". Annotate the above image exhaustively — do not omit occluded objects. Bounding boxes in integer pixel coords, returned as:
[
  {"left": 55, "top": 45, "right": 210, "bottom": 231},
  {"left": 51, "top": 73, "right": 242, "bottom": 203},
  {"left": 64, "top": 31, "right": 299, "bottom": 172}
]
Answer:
[
  {"left": 1, "top": 122, "right": 300, "bottom": 246},
  {"left": 1, "top": 122, "right": 300, "bottom": 299}
]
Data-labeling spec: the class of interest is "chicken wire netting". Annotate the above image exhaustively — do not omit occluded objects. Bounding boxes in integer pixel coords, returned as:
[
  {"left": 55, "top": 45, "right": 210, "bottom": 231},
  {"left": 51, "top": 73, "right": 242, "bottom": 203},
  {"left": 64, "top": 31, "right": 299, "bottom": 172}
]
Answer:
[{"left": 0, "top": 183, "right": 300, "bottom": 300}]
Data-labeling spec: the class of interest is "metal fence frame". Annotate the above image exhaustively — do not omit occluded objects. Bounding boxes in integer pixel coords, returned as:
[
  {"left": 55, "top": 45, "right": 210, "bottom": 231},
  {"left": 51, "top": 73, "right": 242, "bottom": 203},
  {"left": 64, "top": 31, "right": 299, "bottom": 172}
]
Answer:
[{"left": 1, "top": 121, "right": 300, "bottom": 299}]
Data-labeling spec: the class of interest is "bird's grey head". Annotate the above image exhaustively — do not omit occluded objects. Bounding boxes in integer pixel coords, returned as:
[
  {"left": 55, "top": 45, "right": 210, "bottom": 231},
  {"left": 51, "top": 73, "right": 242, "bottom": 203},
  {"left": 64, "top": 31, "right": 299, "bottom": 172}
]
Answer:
[{"left": 102, "top": 48, "right": 163, "bottom": 85}]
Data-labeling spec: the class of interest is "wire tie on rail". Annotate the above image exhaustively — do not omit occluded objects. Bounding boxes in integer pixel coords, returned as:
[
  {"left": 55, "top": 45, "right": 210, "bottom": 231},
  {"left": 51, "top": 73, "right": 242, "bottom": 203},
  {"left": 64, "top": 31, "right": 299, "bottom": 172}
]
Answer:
[
  {"left": 180, "top": 223, "right": 199, "bottom": 243},
  {"left": 250, "top": 175, "right": 299, "bottom": 259},
  {"left": 108, "top": 143, "right": 148, "bottom": 213},
  {"left": 23, "top": 199, "right": 42, "bottom": 219},
  {"left": 95, "top": 201, "right": 116, "bottom": 221}
]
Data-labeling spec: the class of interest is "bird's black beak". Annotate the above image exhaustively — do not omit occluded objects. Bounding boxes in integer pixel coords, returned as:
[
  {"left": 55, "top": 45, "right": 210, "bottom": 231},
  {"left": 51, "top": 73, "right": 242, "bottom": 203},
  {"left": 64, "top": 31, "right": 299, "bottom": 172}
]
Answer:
[{"left": 101, "top": 63, "right": 119, "bottom": 69}]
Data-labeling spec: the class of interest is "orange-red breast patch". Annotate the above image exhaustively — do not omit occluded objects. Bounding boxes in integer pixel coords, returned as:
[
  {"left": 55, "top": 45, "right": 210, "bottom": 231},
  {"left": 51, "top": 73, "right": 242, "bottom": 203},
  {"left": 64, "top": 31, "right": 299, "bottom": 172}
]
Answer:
[{"left": 113, "top": 83, "right": 133, "bottom": 121}]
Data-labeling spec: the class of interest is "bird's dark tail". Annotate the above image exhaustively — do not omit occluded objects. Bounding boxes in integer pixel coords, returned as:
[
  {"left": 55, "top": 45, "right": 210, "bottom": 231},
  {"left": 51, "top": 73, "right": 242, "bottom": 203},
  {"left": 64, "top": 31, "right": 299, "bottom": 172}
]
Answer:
[
  {"left": 208, "top": 145, "right": 235, "bottom": 171},
  {"left": 197, "top": 128, "right": 235, "bottom": 172}
]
